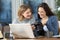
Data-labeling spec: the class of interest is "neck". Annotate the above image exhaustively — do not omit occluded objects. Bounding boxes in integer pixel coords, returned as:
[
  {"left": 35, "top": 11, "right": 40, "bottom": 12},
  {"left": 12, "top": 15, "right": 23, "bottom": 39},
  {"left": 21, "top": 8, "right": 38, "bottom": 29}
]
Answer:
[{"left": 42, "top": 16, "right": 48, "bottom": 20}]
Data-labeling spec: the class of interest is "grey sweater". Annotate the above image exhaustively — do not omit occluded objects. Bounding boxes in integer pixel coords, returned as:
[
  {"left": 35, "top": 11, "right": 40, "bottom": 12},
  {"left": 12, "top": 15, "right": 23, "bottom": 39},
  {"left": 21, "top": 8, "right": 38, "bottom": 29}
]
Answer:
[{"left": 12, "top": 17, "right": 35, "bottom": 24}]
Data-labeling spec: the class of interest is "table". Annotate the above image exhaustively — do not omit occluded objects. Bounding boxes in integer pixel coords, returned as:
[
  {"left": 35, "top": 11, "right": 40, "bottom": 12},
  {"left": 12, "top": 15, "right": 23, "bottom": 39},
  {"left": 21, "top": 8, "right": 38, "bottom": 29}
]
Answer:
[{"left": 13, "top": 38, "right": 60, "bottom": 40}]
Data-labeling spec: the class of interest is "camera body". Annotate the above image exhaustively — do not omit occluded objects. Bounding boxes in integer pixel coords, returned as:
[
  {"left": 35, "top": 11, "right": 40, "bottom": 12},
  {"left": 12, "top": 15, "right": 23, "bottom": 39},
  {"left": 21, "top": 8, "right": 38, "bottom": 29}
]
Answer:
[{"left": 32, "top": 22, "right": 45, "bottom": 36}]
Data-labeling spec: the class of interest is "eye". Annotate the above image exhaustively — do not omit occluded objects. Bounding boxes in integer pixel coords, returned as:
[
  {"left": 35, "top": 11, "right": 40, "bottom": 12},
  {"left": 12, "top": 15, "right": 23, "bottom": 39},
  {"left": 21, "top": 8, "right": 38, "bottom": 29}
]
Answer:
[
  {"left": 26, "top": 12, "right": 29, "bottom": 14},
  {"left": 40, "top": 11, "right": 44, "bottom": 13},
  {"left": 27, "top": 11, "right": 31, "bottom": 14}
]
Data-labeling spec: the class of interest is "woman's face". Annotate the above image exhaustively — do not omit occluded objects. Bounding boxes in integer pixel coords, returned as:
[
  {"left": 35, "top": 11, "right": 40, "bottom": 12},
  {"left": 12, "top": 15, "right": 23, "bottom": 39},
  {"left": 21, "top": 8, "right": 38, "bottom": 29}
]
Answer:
[
  {"left": 22, "top": 8, "right": 32, "bottom": 19},
  {"left": 38, "top": 7, "right": 47, "bottom": 18}
]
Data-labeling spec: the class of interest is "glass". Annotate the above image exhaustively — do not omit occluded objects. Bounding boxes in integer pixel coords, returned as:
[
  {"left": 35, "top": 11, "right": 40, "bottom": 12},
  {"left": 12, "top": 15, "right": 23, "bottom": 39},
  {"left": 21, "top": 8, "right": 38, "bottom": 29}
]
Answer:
[{"left": 45, "top": 31, "right": 53, "bottom": 38}]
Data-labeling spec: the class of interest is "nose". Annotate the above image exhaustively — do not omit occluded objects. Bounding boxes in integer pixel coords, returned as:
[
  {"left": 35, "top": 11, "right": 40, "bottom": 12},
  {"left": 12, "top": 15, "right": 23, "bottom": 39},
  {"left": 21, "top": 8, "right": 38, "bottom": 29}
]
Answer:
[
  {"left": 38, "top": 12, "right": 43, "bottom": 14},
  {"left": 29, "top": 13, "right": 32, "bottom": 15}
]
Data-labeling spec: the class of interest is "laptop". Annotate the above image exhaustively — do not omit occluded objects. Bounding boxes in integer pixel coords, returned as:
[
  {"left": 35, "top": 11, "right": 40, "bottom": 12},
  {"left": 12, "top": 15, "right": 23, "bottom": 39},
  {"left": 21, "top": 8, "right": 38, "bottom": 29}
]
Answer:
[{"left": 9, "top": 23, "right": 35, "bottom": 38}]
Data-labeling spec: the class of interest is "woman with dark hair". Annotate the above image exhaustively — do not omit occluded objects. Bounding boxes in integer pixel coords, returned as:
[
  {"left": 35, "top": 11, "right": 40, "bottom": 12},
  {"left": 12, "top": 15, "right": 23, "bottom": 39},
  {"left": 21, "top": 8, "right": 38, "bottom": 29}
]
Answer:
[{"left": 37, "top": 3, "right": 59, "bottom": 36}]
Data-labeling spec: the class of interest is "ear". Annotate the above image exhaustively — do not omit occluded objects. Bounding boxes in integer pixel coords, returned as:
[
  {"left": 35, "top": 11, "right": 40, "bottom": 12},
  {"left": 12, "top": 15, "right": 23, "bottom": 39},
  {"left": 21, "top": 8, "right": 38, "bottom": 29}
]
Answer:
[{"left": 22, "top": 13, "right": 24, "bottom": 16}]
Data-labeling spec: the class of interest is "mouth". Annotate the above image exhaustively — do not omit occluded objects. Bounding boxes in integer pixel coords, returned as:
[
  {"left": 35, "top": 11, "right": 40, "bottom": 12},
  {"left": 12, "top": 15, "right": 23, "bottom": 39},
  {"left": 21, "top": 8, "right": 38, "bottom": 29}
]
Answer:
[{"left": 27, "top": 15, "right": 31, "bottom": 17}]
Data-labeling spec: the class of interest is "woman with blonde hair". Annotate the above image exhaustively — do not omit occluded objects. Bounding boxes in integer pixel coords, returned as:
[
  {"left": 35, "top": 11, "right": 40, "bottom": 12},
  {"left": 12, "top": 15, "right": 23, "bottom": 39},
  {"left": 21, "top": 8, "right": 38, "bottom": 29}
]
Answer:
[
  {"left": 12, "top": 5, "right": 36, "bottom": 38},
  {"left": 13, "top": 5, "right": 35, "bottom": 24}
]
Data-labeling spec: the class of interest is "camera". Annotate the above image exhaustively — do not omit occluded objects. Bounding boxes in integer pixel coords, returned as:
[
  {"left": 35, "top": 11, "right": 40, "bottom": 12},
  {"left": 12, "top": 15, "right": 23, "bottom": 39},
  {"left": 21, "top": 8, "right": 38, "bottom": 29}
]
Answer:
[{"left": 31, "top": 21, "right": 45, "bottom": 36}]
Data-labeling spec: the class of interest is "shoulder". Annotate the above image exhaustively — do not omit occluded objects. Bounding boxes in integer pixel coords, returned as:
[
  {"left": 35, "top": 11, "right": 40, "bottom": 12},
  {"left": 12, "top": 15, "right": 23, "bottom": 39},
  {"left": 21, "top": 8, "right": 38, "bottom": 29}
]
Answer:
[
  {"left": 31, "top": 16, "right": 35, "bottom": 20},
  {"left": 49, "top": 16, "right": 58, "bottom": 20},
  {"left": 49, "top": 16, "right": 58, "bottom": 22},
  {"left": 12, "top": 18, "right": 21, "bottom": 24},
  {"left": 30, "top": 16, "right": 35, "bottom": 24}
]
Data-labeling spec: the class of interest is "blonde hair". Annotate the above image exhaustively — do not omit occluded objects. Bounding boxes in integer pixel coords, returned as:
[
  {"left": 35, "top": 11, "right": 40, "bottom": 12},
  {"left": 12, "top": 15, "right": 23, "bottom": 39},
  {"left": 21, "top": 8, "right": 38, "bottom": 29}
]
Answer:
[{"left": 18, "top": 5, "right": 32, "bottom": 21}]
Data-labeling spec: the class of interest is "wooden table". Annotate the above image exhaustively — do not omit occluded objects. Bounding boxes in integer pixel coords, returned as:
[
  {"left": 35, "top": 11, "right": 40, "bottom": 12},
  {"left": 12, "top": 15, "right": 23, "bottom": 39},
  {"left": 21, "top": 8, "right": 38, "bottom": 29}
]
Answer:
[
  {"left": 13, "top": 38, "right": 60, "bottom": 40},
  {"left": 0, "top": 37, "right": 60, "bottom": 40},
  {"left": 13, "top": 36, "right": 60, "bottom": 40}
]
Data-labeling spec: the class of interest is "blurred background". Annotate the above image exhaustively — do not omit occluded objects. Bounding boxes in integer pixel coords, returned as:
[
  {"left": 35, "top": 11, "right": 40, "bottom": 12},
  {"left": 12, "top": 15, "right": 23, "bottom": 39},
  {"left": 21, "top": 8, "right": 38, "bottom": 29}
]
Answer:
[
  {"left": 0, "top": 0, "right": 60, "bottom": 23},
  {"left": 0, "top": 0, "right": 12, "bottom": 23},
  {"left": 0, "top": 0, "right": 60, "bottom": 38}
]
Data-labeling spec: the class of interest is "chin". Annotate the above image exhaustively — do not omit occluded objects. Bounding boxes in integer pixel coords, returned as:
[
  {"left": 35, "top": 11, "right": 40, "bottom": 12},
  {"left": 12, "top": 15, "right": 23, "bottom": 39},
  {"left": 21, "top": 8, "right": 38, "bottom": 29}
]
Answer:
[
  {"left": 40, "top": 16, "right": 44, "bottom": 18},
  {"left": 26, "top": 17, "right": 31, "bottom": 19}
]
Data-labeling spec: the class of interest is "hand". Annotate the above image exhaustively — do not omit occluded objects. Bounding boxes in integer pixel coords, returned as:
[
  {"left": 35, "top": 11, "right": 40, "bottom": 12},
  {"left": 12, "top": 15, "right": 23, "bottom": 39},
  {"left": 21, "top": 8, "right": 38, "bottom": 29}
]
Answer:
[
  {"left": 31, "top": 25, "right": 35, "bottom": 30},
  {"left": 41, "top": 17, "right": 48, "bottom": 25},
  {"left": 41, "top": 20, "right": 47, "bottom": 25}
]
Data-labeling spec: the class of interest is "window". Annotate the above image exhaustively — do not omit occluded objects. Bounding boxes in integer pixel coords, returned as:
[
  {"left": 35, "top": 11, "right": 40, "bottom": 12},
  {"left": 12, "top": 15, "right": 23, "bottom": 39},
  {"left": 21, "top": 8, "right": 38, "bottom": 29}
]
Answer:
[
  {"left": 0, "top": 0, "right": 12, "bottom": 23},
  {"left": 12, "top": 0, "right": 23, "bottom": 22}
]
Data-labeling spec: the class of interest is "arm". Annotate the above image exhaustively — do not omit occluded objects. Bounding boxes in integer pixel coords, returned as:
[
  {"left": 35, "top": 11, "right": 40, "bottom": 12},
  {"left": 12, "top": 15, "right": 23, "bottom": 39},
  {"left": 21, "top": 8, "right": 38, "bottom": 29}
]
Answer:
[
  {"left": 51, "top": 16, "right": 59, "bottom": 35},
  {"left": 46, "top": 16, "right": 59, "bottom": 35}
]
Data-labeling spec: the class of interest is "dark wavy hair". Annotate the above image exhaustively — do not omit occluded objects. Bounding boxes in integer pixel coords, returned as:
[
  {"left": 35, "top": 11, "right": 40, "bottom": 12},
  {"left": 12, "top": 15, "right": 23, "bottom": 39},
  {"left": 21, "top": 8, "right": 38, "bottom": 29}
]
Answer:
[{"left": 37, "top": 3, "right": 54, "bottom": 19}]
